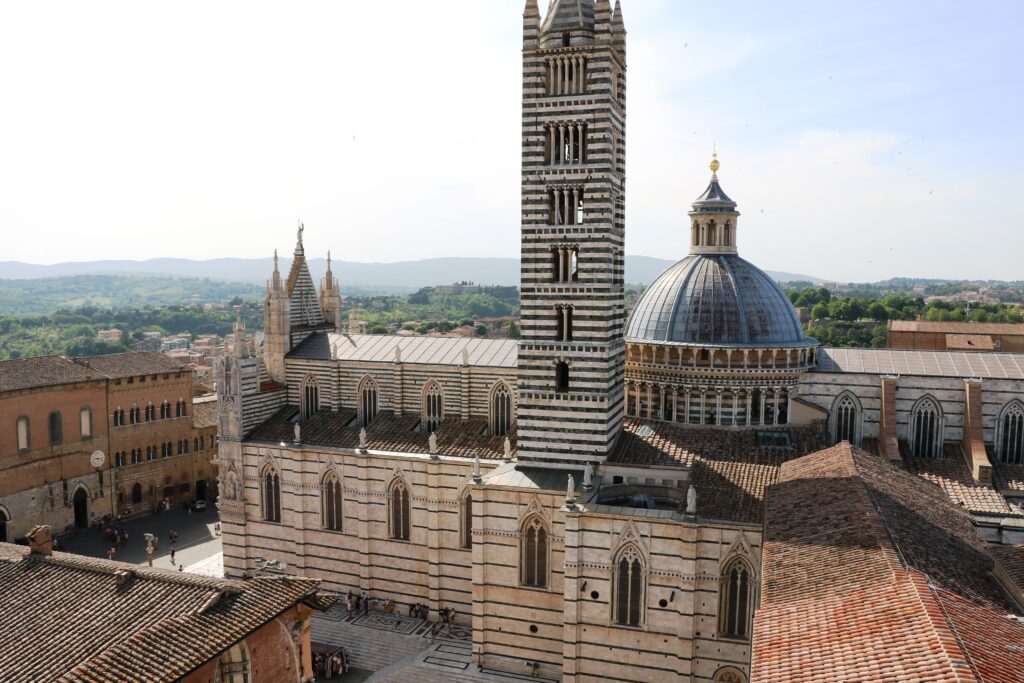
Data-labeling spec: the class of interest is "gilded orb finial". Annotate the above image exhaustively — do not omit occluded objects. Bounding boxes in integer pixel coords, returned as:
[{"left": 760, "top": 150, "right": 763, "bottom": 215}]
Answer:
[{"left": 710, "top": 145, "right": 720, "bottom": 174}]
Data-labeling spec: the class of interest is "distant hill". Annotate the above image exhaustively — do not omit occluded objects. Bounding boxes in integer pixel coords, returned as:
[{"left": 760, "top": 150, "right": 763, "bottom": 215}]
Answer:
[{"left": 0, "top": 256, "right": 821, "bottom": 289}]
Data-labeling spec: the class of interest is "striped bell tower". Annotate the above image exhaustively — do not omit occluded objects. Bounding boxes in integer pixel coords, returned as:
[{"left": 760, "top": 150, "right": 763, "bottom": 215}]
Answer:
[{"left": 517, "top": 0, "right": 627, "bottom": 466}]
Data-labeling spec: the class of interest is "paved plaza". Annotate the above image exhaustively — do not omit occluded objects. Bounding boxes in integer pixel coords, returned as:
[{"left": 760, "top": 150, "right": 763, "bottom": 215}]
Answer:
[{"left": 59, "top": 505, "right": 223, "bottom": 573}]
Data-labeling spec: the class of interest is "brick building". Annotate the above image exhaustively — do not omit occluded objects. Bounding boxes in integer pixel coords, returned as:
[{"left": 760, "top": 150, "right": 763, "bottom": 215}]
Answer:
[
  {"left": 887, "top": 319, "right": 1024, "bottom": 352},
  {"left": 0, "top": 352, "right": 218, "bottom": 543},
  {"left": 0, "top": 525, "right": 328, "bottom": 682}
]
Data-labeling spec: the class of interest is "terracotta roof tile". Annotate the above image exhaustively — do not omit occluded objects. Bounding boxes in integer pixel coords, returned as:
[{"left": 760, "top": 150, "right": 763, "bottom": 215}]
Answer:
[
  {"left": 0, "top": 355, "right": 102, "bottom": 392},
  {"left": 191, "top": 397, "right": 219, "bottom": 429},
  {"left": 752, "top": 444, "right": 1024, "bottom": 683},
  {"left": 900, "top": 443, "right": 1015, "bottom": 515},
  {"left": 73, "top": 351, "right": 186, "bottom": 378},
  {"left": 0, "top": 543, "right": 323, "bottom": 683}
]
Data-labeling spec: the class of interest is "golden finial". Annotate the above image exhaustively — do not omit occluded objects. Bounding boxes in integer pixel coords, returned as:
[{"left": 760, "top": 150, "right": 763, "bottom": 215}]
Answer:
[{"left": 710, "top": 144, "right": 720, "bottom": 174}]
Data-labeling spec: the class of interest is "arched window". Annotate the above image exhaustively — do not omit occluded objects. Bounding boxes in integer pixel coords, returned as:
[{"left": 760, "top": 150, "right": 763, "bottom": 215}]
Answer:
[
  {"left": 614, "top": 545, "right": 645, "bottom": 627},
  {"left": 113, "top": 408, "right": 123, "bottom": 427},
  {"left": 145, "top": 403, "right": 154, "bottom": 421},
  {"left": 461, "top": 492, "right": 473, "bottom": 549},
  {"left": 389, "top": 479, "right": 411, "bottom": 540},
  {"left": 48, "top": 411, "right": 62, "bottom": 445},
  {"left": 423, "top": 381, "right": 444, "bottom": 433},
  {"left": 714, "top": 667, "right": 747, "bottom": 683},
  {"left": 301, "top": 376, "right": 320, "bottom": 420},
  {"left": 262, "top": 467, "right": 281, "bottom": 523},
  {"left": 218, "top": 642, "right": 250, "bottom": 683},
  {"left": 998, "top": 401, "right": 1024, "bottom": 465},
  {"left": 723, "top": 222, "right": 731, "bottom": 246},
  {"left": 16, "top": 416, "right": 29, "bottom": 451},
  {"left": 520, "top": 516, "right": 549, "bottom": 588},
  {"left": 115, "top": 452, "right": 125, "bottom": 468},
  {"left": 0, "top": 506, "right": 8, "bottom": 543},
  {"left": 831, "top": 393, "right": 860, "bottom": 445},
  {"left": 719, "top": 559, "right": 754, "bottom": 639},
  {"left": 322, "top": 472, "right": 343, "bottom": 531},
  {"left": 161, "top": 401, "right": 170, "bottom": 419},
  {"left": 131, "top": 483, "right": 142, "bottom": 504},
  {"left": 79, "top": 406, "right": 92, "bottom": 439},
  {"left": 490, "top": 382, "right": 513, "bottom": 436},
  {"left": 910, "top": 396, "right": 942, "bottom": 459},
  {"left": 359, "top": 376, "right": 378, "bottom": 427}
]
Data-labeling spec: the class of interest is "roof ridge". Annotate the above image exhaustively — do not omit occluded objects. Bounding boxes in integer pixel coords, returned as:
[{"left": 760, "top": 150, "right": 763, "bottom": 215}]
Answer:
[
  {"left": 905, "top": 571, "right": 983, "bottom": 683},
  {"left": 34, "top": 549, "right": 246, "bottom": 592}
]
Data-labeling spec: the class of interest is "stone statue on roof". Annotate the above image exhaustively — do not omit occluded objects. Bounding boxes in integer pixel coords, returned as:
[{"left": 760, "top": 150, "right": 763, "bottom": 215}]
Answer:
[
  {"left": 686, "top": 484, "right": 697, "bottom": 515},
  {"left": 583, "top": 462, "right": 593, "bottom": 490},
  {"left": 428, "top": 432, "right": 437, "bottom": 454},
  {"left": 294, "top": 422, "right": 301, "bottom": 444},
  {"left": 503, "top": 437, "right": 512, "bottom": 460},
  {"left": 359, "top": 427, "right": 367, "bottom": 448}
]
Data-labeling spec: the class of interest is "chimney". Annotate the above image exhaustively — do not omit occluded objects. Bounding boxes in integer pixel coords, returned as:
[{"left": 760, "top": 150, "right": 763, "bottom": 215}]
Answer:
[{"left": 27, "top": 525, "right": 54, "bottom": 556}]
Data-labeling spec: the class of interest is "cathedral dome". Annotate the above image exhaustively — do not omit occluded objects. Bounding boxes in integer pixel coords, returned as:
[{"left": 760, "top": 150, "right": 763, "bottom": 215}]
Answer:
[{"left": 625, "top": 253, "right": 811, "bottom": 347}]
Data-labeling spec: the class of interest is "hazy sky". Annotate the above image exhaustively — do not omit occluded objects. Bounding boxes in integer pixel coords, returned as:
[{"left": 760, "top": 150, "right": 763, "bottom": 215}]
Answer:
[{"left": 1, "top": 1, "right": 1021, "bottom": 282}]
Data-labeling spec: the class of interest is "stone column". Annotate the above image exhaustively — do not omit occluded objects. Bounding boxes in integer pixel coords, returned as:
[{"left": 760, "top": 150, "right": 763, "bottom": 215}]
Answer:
[
  {"left": 699, "top": 389, "right": 707, "bottom": 425},
  {"left": 745, "top": 391, "right": 752, "bottom": 426},
  {"left": 685, "top": 390, "right": 691, "bottom": 425},
  {"left": 659, "top": 386, "right": 666, "bottom": 421},
  {"left": 549, "top": 125, "right": 557, "bottom": 165},
  {"left": 562, "top": 306, "right": 571, "bottom": 341},
  {"left": 672, "top": 390, "right": 678, "bottom": 422},
  {"left": 646, "top": 383, "right": 653, "bottom": 419},
  {"left": 732, "top": 392, "right": 738, "bottom": 426},
  {"left": 716, "top": 389, "right": 723, "bottom": 425},
  {"left": 558, "top": 126, "right": 566, "bottom": 165},
  {"left": 568, "top": 124, "right": 575, "bottom": 164}
]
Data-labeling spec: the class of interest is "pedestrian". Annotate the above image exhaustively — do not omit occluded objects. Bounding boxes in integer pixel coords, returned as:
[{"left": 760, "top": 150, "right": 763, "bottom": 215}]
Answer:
[
  {"left": 408, "top": 602, "right": 415, "bottom": 617},
  {"left": 187, "top": 505, "right": 192, "bottom": 517},
  {"left": 362, "top": 592, "right": 369, "bottom": 616},
  {"left": 107, "top": 547, "right": 116, "bottom": 560},
  {"left": 178, "top": 564, "right": 184, "bottom": 572},
  {"left": 447, "top": 608, "right": 455, "bottom": 634},
  {"left": 170, "top": 548, "right": 176, "bottom": 564}
]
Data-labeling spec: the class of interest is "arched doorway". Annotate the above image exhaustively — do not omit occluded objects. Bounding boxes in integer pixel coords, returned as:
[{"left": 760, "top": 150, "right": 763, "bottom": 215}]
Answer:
[
  {"left": 0, "top": 507, "right": 9, "bottom": 543},
  {"left": 196, "top": 479, "right": 207, "bottom": 501},
  {"left": 131, "top": 483, "right": 142, "bottom": 504},
  {"left": 73, "top": 488, "right": 89, "bottom": 529}
]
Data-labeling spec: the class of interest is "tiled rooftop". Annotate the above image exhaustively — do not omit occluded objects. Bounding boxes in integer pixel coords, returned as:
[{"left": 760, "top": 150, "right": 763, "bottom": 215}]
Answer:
[
  {"left": 248, "top": 406, "right": 515, "bottom": 460},
  {"left": 0, "top": 355, "right": 102, "bottom": 393},
  {"left": 815, "top": 347, "right": 1024, "bottom": 379},
  {"left": 993, "top": 461, "right": 1024, "bottom": 494},
  {"left": 73, "top": 351, "right": 186, "bottom": 378},
  {"left": 288, "top": 332, "right": 518, "bottom": 368},
  {"left": 889, "top": 319, "right": 1024, "bottom": 335},
  {"left": 608, "top": 420, "right": 832, "bottom": 523},
  {"left": 900, "top": 442, "right": 1015, "bottom": 515},
  {"left": 752, "top": 443, "right": 1024, "bottom": 683},
  {"left": 0, "top": 542, "right": 323, "bottom": 683},
  {"left": 192, "top": 396, "right": 219, "bottom": 429}
]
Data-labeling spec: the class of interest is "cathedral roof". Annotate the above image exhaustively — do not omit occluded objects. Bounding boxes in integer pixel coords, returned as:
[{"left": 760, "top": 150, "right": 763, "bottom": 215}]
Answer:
[
  {"left": 752, "top": 443, "right": 1024, "bottom": 683},
  {"left": 690, "top": 174, "right": 736, "bottom": 211},
  {"left": 285, "top": 226, "right": 327, "bottom": 329},
  {"left": 815, "top": 347, "right": 1024, "bottom": 379},
  {"left": 625, "top": 254, "right": 811, "bottom": 347},
  {"left": 288, "top": 332, "right": 518, "bottom": 369}
]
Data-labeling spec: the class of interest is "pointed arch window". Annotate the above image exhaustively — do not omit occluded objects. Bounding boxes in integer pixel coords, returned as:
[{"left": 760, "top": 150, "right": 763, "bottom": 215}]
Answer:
[
  {"left": 389, "top": 479, "right": 411, "bottom": 540},
  {"left": 16, "top": 416, "right": 30, "bottom": 451},
  {"left": 262, "top": 466, "right": 281, "bottom": 523},
  {"left": 910, "top": 397, "right": 942, "bottom": 459},
  {"left": 521, "top": 516, "right": 549, "bottom": 588},
  {"left": 359, "top": 376, "right": 379, "bottom": 427},
  {"left": 423, "top": 381, "right": 444, "bottom": 433},
  {"left": 719, "top": 559, "right": 754, "bottom": 640},
  {"left": 322, "top": 471, "right": 343, "bottom": 531},
  {"left": 614, "top": 545, "right": 645, "bottom": 627},
  {"left": 301, "top": 376, "right": 320, "bottom": 420},
  {"left": 491, "top": 382, "right": 513, "bottom": 436},
  {"left": 832, "top": 394, "right": 860, "bottom": 445},
  {"left": 461, "top": 492, "right": 474, "bottom": 549},
  {"left": 998, "top": 401, "right": 1024, "bottom": 465}
]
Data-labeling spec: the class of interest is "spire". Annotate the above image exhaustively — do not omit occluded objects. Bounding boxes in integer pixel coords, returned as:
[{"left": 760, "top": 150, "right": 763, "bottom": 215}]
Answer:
[
  {"left": 523, "top": 0, "right": 540, "bottom": 48},
  {"left": 540, "top": 0, "right": 596, "bottom": 48},
  {"left": 326, "top": 250, "right": 332, "bottom": 275},
  {"left": 269, "top": 249, "right": 283, "bottom": 293},
  {"left": 595, "top": 0, "right": 612, "bottom": 38},
  {"left": 611, "top": 0, "right": 626, "bottom": 54}
]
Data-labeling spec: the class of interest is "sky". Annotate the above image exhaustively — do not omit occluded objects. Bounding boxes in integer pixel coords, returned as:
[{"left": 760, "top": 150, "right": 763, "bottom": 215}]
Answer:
[{"left": 0, "top": 0, "right": 1021, "bottom": 282}]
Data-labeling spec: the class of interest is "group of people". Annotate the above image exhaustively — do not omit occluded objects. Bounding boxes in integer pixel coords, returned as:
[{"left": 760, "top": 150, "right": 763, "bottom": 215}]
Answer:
[
  {"left": 409, "top": 602, "right": 430, "bottom": 620},
  {"left": 344, "top": 591, "right": 371, "bottom": 617},
  {"left": 104, "top": 525, "right": 129, "bottom": 546}
]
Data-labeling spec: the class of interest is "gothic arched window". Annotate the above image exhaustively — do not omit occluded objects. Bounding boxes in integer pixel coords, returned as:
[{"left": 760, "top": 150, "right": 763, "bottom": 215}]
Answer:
[
  {"left": 16, "top": 416, "right": 29, "bottom": 451},
  {"left": 389, "top": 479, "right": 411, "bottom": 541},
  {"left": 423, "top": 381, "right": 444, "bottom": 433},
  {"left": 614, "top": 545, "right": 645, "bottom": 627},
  {"left": 359, "top": 376, "right": 378, "bottom": 427},
  {"left": 719, "top": 559, "right": 753, "bottom": 639},
  {"left": 301, "top": 376, "right": 320, "bottom": 420},
  {"left": 218, "top": 642, "right": 250, "bottom": 683},
  {"left": 998, "top": 401, "right": 1024, "bottom": 465},
  {"left": 910, "top": 396, "right": 942, "bottom": 459},
  {"left": 461, "top": 492, "right": 473, "bottom": 549},
  {"left": 321, "top": 471, "right": 343, "bottom": 531},
  {"left": 262, "top": 466, "right": 281, "bottom": 523},
  {"left": 521, "top": 516, "right": 549, "bottom": 588},
  {"left": 832, "top": 393, "right": 860, "bottom": 445},
  {"left": 491, "top": 382, "right": 513, "bottom": 436}
]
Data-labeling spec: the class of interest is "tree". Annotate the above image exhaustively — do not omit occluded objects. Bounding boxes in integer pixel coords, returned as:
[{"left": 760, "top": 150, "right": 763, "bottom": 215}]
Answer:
[
  {"left": 505, "top": 321, "right": 521, "bottom": 339},
  {"left": 828, "top": 298, "right": 862, "bottom": 322},
  {"left": 475, "top": 324, "right": 489, "bottom": 337},
  {"left": 866, "top": 302, "right": 889, "bottom": 321},
  {"left": 811, "top": 303, "right": 829, "bottom": 320}
]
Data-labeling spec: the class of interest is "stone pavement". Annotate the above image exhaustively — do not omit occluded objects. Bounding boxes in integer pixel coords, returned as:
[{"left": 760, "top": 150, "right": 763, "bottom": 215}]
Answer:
[{"left": 311, "top": 605, "right": 552, "bottom": 683}]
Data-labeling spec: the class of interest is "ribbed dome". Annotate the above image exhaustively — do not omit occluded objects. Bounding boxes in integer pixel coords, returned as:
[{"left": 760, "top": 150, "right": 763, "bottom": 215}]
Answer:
[{"left": 626, "top": 254, "right": 812, "bottom": 347}]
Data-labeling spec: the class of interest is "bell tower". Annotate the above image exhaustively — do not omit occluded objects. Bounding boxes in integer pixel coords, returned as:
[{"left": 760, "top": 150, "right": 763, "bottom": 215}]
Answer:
[{"left": 516, "top": 0, "right": 627, "bottom": 467}]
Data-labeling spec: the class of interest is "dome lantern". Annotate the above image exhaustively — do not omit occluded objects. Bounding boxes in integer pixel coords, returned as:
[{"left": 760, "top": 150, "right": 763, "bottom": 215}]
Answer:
[{"left": 689, "top": 153, "right": 739, "bottom": 255}]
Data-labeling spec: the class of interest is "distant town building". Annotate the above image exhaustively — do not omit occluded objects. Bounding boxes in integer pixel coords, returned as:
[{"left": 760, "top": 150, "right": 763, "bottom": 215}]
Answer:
[
  {"left": 0, "top": 525, "right": 328, "bottom": 682},
  {"left": 433, "top": 282, "right": 483, "bottom": 295},
  {"left": 0, "top": 352, "right": 219, "bottom": 543},
  {"left": 97, "top": 328, "right": 123, "bottom": 342},
  {"left": 887, "top": 319, "right": 1024, "bottom": 353}
]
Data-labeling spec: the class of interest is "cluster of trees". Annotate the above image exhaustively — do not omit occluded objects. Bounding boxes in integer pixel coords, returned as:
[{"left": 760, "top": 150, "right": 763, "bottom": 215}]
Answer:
[
  {"left": 787, "top": 287, "right": 1023, "bottom": 325},
  {"left": 350, "top": 287, "right": 520, "bottom": 332},
  {"left": 0, "top": 304, "right": 262, "bottom": 360}
]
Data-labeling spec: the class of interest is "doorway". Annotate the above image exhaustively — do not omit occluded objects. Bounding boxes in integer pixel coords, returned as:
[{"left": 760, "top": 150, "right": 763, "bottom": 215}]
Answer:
[
  {"left": 73, "top": 488, "right": 89, "bottom": 529},
  {"left": 196, "top": 479, "right": 207, "bottom": 501}
]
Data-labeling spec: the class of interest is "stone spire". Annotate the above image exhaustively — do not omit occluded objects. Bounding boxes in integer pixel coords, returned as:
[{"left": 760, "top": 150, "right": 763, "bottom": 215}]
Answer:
[
  {"left": 611, "top": 0, "right": 626, "bottom": 55},
  {"left": 319, "top": 250, "right": 344, "bottom": 332},
  {"left": 689, "top": 152, "right": 740, "bottom": 256},
  {"left": 540, "top": 0, "right": 596, "bottom": 48},
  {"left": 264, "top": 245, "right": 292, "bottom": 384},
  {"left": 232, "top": 314, "right": 248, "bottom": 359}
]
